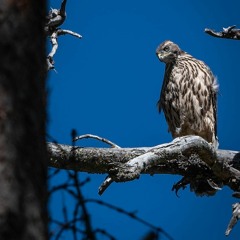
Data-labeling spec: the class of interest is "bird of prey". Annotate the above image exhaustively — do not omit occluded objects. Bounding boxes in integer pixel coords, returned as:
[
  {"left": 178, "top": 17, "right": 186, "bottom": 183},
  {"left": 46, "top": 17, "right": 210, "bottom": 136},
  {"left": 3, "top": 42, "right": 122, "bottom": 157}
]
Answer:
[{"left": 156, "top": 40, "right": 218, "bottom": 148}]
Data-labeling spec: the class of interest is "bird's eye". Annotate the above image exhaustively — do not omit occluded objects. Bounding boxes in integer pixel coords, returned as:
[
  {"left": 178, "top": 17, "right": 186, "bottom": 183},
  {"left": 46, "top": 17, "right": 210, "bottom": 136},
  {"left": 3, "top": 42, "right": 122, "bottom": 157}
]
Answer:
[{"left": 163, "top": 46, "right": 170, "bottom": 52}]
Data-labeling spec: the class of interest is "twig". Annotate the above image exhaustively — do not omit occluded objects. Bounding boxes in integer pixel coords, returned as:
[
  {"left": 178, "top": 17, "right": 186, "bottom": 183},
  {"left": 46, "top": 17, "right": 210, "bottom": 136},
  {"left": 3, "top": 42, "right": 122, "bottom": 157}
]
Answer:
[
  {"left": 48, "top": 179, "right": 90, "bottom": 195},
  {"left": 205, "top": 25, "right": 240, "bottom": 40},
  {"left": 49, "top": 217, "right": 84, "bottom": 240},
  {"left": 56, "top": 29, "right": 82, "bottom": 38},
  {"left": 71, "top": 171, "right": 96, "bottom": 240},
  {"left": 48, "top": 135, "right": 240, "bottom": 236},
  {"left": 225, "top": 202, "right": 240, "bottom": 236},
  {"left": 94, "top": 229, "right": 116, "bottom": 240},
  {"left": 48, "top": 136, "right": 240, "bottom": 195},
  {"left": 74, "top": 133, "right": 121, "bottom": 195},
  {"left": 74, "top": 134, "right": 121, "bottom": 148},
  {"left": 98, "top": 176, "right": 114, "bottom": 195},
  {"left": 86, "top": 199, "right": 174, "bottom": 240},
  {"left": 45, "top": 0, "right": 82, "bottom": 70},
  {"left": 47, "top": 29, "right": 82, "bottom": 70}
]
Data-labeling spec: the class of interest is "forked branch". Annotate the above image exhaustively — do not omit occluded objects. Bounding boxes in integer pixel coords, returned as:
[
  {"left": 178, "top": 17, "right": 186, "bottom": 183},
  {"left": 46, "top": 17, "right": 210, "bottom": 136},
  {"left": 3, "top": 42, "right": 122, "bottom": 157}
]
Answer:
[
  {"left": 48, "top": 135, "right": 240, "bottom": 235},
  {"left": 205, "top": 25, "right": 240, "bottom": 40},
  {"left": 45, "top": 0, "right": 82, "bottom": 70},
  {"left": 48, "top": 135, "right": 240, "bottom": 192}
]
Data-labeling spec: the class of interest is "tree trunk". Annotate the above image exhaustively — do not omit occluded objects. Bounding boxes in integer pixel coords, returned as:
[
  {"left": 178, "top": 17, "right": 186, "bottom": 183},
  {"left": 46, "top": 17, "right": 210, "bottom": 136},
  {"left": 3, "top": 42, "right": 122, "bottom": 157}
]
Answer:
[{"left": 0, "top": 1, "right": 48, "bottom": 239}]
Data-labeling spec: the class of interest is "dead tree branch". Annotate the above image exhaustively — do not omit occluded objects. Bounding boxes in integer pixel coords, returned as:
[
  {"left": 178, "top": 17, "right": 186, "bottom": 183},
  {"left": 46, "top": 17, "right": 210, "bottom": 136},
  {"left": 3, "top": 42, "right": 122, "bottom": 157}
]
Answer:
[
  {"left": 45, "top": 0, "right": 82, "bottom": 70},
  {"left": 86, "top": 199, "right": 173, "bottom": 240},
  {"left": 74, "top": 134, "right": 121, "bottom": 148},
  {"left": 225, "top": 202, "right": 240, "bottom": 236},
  {"left": 205, "top": 23, "right": 240, "bottom": 235},
  {"left": 48, "top": 164, "right": 172, "bottom": 239},
  {"left": 48, "top": 135, "right": 240, "bottom": 235},
  {"left": 48, "top": 135, "right": 240, "bottom": 193},
  {"left": 46, "top": 29, "right": 82, "bottom": 70},
  {"left": 205, "top": 25, "right": 240, "bottom": 40}
]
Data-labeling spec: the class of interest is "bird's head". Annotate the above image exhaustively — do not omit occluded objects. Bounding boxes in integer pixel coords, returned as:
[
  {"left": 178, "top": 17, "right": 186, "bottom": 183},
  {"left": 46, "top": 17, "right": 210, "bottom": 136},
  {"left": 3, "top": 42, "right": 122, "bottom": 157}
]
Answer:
[{"left": 156, "top": 40, "right": 182, "bottom": 63}]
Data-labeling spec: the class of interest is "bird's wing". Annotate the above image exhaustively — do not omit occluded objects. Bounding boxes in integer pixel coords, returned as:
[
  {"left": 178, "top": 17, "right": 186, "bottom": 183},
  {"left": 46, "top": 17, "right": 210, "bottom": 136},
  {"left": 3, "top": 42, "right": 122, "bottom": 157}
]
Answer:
[
  {"left": 157, "top": 64, "right": 172, "bottom": 113},
  {"left": 211, "top": 78, "right": 218, "bottom": 138}
]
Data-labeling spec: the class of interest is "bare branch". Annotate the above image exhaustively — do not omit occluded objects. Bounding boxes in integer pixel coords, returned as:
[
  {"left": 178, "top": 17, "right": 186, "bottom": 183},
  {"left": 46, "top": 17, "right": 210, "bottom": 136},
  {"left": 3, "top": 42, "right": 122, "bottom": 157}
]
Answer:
[
  {"left": 98, "top": 176, "right": 114, "bottom": 195},
  {"left": 205, "top": 25, "right": 240, "bottom": 40},
  {"left": 225, "top": 202, "right": 240, "bottom": 236},
  {"left": 71, "top": 171, "right": 96, "bottom": 240},
  {"left": 45, "top": 0, "right": 82, "bottom": 70},
  {"left": 94, "top": 228, "right": 116, "bottom": 240},
  {"left": 86, "top": 199, "right": 174, "bottom": 240},
  {"left": 73, "top": 133, "right": 120, "bottom": 195},
  {"left": 48, "top": 135, "right": 240, "bottom": 235},
  {"left": 48, "top": 136, "right": 240, "bottom": 194},
  {"left": 56, "top": 29, "right": 82, "bottom": 38},
  {"left": 74, "top": 134, "right": 121, "bottom": 148},
  {"left": 47, "top": 29, "right": 82, "bottom": 70}
]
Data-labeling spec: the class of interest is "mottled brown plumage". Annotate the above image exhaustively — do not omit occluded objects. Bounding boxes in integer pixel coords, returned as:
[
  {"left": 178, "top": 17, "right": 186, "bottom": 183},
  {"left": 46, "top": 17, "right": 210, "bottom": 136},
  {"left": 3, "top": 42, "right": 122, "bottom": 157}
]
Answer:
[{"left": 156, "top": 40, "right": 218, "bottom": 148}]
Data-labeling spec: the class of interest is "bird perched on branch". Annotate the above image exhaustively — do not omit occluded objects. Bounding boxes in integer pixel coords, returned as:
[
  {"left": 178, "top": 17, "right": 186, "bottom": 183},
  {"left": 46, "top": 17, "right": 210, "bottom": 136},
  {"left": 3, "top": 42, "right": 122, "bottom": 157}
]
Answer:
[{"left": 156, "top": 40, "right": 218, "bottom": 148}]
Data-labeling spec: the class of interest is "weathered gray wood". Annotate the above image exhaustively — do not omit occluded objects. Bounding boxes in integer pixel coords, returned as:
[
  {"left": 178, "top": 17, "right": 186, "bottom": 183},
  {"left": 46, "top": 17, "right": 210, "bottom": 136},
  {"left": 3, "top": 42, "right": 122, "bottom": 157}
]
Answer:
[
  {"left": 48, "top": 136, "right": 240, "bottom": 193},
  {"left": 48, "top": 134, "right": 240, "bottom": 235},
  {"left": 225, "top": 202, "right": 240, "bottom": 236},
  {"left": 205, "top": 25, "right": 240, "bottom": 40}
]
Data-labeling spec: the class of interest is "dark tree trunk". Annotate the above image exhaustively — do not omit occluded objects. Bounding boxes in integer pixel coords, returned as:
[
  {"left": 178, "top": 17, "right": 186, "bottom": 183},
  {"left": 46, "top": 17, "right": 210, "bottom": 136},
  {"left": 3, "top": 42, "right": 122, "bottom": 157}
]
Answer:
[{"left": 0, "top": 1, "right": 48, "bottom": 239}]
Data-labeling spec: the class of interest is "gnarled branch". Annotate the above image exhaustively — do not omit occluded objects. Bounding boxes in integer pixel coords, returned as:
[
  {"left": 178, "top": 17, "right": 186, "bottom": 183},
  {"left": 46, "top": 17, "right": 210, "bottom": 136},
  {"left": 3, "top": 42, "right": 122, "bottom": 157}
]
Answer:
[
  {"left": 47, "top": 135, "right": 240, "bottom": 235},
  {"left": 48, "top": 135, "right": 240, "bottom": 193},
  {"left": 205, "top": 25, "right": 240, "bottom": 40},
  {"left": 45, "top": 0, "right": 82, "bottom": 70}
]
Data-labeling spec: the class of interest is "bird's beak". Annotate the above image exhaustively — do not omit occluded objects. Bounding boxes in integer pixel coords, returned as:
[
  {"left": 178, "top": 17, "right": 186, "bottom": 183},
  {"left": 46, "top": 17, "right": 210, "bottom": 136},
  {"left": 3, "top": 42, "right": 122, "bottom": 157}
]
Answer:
[{"left": 157, "top": 52, "right": 164, "bottom": 62}]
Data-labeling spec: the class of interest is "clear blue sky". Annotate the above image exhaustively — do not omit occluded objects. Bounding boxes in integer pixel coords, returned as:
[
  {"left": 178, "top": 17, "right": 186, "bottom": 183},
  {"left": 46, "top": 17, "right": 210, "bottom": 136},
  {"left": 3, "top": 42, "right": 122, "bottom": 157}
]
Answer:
[{"left": 48, "top": 0, "right": 240, "bottom": 239}]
